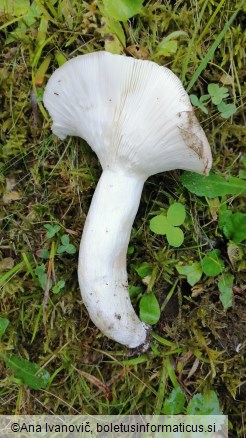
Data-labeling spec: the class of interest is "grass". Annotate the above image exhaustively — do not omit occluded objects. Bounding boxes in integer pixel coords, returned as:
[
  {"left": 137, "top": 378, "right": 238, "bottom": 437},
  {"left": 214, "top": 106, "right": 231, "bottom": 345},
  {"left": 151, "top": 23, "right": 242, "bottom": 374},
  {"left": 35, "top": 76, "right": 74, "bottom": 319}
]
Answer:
[{"left": 0, "top": 0, "right": 245, "bottom": 436}]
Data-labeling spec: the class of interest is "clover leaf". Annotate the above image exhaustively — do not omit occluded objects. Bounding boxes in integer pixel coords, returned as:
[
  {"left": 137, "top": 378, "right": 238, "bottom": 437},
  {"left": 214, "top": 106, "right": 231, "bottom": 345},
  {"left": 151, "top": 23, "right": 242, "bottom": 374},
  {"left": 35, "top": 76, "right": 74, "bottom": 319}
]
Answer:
[
  {"left": 190, "top": 94, "right": 209, "bottom": 114},
  {"left": 43, "top": 224, "right": 61, "bottom": 238},
  {"left": 52, "top": 280, "right": 65, "bottom": 294},
  {"left": 208, "top": 83, "right": 229, "bottom": 105},
  {"left": 176, "top": 261, "right": 202, "bottom": 286},
  {"left": 217, "top": 101, "right": 237, "bottom": 118},
  {"left": 167, "top": 203, "right": 186, "bottom": 226},
  {"left": 57, "top": 234, "right": 76, "bottom": 255},
  {"left": 150, "top": 202, "right": 186, "bottom": 247}
]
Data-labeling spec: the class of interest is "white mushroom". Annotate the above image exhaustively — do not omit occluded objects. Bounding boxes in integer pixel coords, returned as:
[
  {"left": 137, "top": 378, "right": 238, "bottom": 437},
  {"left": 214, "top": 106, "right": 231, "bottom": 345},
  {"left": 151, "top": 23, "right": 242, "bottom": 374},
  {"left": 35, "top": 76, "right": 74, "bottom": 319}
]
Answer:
[{"left": 43, "top": 51, "right": 212, "bottom": 349}]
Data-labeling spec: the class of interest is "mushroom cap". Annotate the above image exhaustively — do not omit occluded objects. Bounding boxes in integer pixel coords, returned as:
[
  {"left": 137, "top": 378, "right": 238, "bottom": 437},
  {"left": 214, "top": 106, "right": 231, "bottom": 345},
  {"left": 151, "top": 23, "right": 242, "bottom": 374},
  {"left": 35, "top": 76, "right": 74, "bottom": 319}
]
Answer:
[{"left": 43, "top": 51, "right": 212, "bottom": 177}]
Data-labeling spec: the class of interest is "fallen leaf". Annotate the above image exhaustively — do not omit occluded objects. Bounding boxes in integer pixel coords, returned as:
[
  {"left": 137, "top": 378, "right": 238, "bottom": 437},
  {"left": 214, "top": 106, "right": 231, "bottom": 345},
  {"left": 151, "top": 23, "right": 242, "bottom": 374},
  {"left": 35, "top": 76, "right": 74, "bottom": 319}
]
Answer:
[
  {"left": 220, "top": 73, "right": 234, "bottom": 85},
  {"left": 191, "top": 284, "right": 204, "bottom": 298},
  {"left": 207, "top": 197, "right": 220, "bottom": 221},
  {"left": 186, "top": 357, "right": 200, "bottom": 380},
  {"left": 72, "top": 366, "right": 112, "bottom": 401},
  {"left": 6, "top": 177, "right": 16, "bottom": 191},
  {"left": 3, "top": 191, "right": 21, "bottom": 204},
  {"left": 0, "top": 257, "right": 14, "bottom": 271},
  {"left": 126, "top": 44, "right": 149, "bottom": 59}
]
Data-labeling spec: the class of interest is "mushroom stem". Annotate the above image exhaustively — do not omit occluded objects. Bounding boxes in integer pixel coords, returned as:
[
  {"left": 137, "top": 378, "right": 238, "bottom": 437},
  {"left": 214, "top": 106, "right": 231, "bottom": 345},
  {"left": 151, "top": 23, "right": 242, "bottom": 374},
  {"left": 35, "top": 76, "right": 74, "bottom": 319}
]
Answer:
[{"left": 78, "top": 167, "right": 149, "bottom": 348}]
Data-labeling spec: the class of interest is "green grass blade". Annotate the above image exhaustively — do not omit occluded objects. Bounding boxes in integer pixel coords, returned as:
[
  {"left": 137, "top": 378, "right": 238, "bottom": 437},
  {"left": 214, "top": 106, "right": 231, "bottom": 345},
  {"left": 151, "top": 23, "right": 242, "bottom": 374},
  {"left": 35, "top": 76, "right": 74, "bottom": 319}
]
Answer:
[
  {"left": 181, "top": 0, "right": 209, "bottom": 83},
  {"left": 186, "top": 0, "right": 244, "bottom": 92},
  {"left": 31, "top": 304, "right": 43, "bottom": 343},
  {"left": 0, "top": 261, "right": 25, "bottom": 287},
  {"left": 155, "top": 360, "right": 168, "bottom": 414},
  {"left": 22, "top": 252, "right": 36, "bottom": 280},
  {"left": 152, "top": 332, "right": 175, "bottom": 347},
  {"left": 196, "top": 0, "right": 226, "bottom": 45}
]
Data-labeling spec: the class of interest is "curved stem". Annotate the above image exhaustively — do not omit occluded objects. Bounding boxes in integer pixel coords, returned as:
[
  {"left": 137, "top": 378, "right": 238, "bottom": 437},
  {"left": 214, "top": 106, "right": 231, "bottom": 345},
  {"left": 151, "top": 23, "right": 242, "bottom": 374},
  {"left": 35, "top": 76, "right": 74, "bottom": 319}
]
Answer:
[{"left": 78, "top": 168, "right": 149, "bottom": 348}]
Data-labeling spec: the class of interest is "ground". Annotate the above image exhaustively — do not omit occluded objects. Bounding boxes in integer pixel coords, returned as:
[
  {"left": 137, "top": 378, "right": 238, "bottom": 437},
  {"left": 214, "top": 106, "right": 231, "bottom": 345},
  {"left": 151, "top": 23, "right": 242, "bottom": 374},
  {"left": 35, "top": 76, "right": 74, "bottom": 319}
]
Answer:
[{"left": 0, "top": 1, "right": 245, "bottom": 436}]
